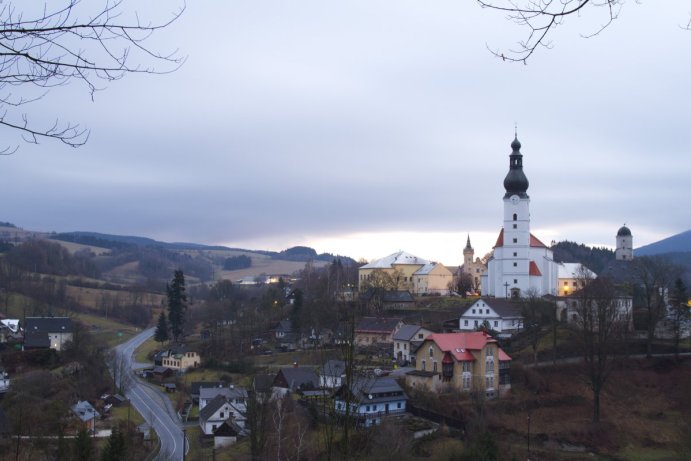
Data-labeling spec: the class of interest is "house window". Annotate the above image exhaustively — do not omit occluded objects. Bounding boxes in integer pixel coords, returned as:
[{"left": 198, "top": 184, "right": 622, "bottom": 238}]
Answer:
[
  {"left": 462, "top": 361, "right": 471, "bottom": 372},
  {"left": 463, "top": 375, "right": 471, "bottom": 390},
  {"left": 421, "top": 360, "right": 426, "bottom": 371},
  {"left": 429, "top": 347, "right": 434, "bottom": 358},
  {"left": 486, "top": 348, "right": 494, "bottom": 357},
  {"left": 494, "top": 321, "right": 498, "bottom": 327},
  {"left": 404, "top": 343, "right": 407, "bottom": 350},
  {"left": 472, "top": 309, "right": 476, "bottom": 314},
  {"left": 464, "top": 320, "right": 468, "bottom": 326},
  {"left": 220, "top": 412, "right": 224, "bottom": 418},
  {"left": 397, "top": 343, "right": 400, "bottom": 350},
  {"left": 397, "top": 402, "right": 402, "bottom": 409},
  {"left": 418, "top": 333, "right": 423, "bottom": 339},
  {"left": 366, "top": 405, "right": 370, "bottom": 411},
  {"left": 433, "top": 362, "right": 438, "bottom": 372},
  {"left": 486, "top": 309, "right": 489, "bottom": 314},
  {"left": 564, "top": 281, "right": 568, "bottom": 286},
  {"left": 474, "top": 320, "right": 478, "bottom": 327}
]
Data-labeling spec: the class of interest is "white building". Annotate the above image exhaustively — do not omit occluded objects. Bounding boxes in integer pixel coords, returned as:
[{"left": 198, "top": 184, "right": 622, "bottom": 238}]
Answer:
[
  {"left": 557, "top": 262, "right": 596, "bottom": 297},
  {"left": 458, "top": 298, "right": 524, "bottom": 334},
  {"left": 615, "top": 225, "right": 634, "bottom": 261},
  {"left": 481, "top": 136, "right": 558, "bottom": 298}
]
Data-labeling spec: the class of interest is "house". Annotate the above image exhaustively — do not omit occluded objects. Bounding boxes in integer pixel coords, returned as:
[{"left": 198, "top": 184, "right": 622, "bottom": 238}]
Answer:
[
  {"left": 406, "top": 331, "right": 511, "bottom": 398},
  {"left": 72, "top": 400, "right": 100, "bottom": 433},
  {"left": 360, "top": 289, "right": 416, "bottom": 311},
  {"left": 154, "top": 346, "right": 200, "bottom": 371},
  {"left": 151, "top": 366, "right": 174, "bottom": 379},
  {"left": 559, "top": 284, "right": 633, "bottom": 326},
  {"left": 199, "top": 386, "right": 247, "bottom": 414},
  {"left": 273, "top": 319, "right": 293, "bottom": 339},
  {"left": 101, "top": 394, "right": 127, "bottom": 407},
  {"left": 320, "top": 359, "right": 346, "bottom": 389},
  {"left": 333, "top": 376, "right": 407, "bottom": 427},
  {"left": 0, "top": 368, "right": 9, "bottom": 393},
  {"left": 412, "top": 263, "right": 454, "bottom": 295},
  {"left": 392, "top": 325, "right": 433, "bottom": 365},
  {"left": 458, "top": 298, "right": 524, "bottom": 334},
  {"left": 213, "top": 421, "right": 240, "bottom": 449},
  {"left": 190, "top": 381, "right": 227, "bottom": 404},
  {"left": 354, "top": 317, "right": 404, "bottom": 346},
  {"left": 358, "top": 251, "right": 429, "bottom": 293},
  {"left": 199, "top": 395, "right": 245, "bottom": 436},
  {"left": 272, "top": 367, "right": 319, "bottom": 397},
  {"left": 557, "top": 262, "right": 596, "bottom": 297},
  {"left": 23, "top": 317, "right": 73, "bottom": 351}
]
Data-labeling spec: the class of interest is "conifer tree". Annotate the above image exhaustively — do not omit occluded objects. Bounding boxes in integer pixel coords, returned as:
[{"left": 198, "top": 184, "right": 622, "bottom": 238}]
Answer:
[
  {"left": 154, "top": 311, "right": 169, "bottom": 344},
  {"left": 167, "top": 270, "right": 187, "bottom": 343}
]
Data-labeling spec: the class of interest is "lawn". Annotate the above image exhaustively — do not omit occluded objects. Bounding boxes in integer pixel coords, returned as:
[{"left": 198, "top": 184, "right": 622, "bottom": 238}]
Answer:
[{"left": 134, "top": 336, "right": 160, "bottom": 363}]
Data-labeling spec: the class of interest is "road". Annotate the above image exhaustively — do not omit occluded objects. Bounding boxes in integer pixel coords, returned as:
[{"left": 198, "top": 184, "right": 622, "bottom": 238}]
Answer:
[{"left": 115, "top": 328, "right": 187, "bottom": 461}]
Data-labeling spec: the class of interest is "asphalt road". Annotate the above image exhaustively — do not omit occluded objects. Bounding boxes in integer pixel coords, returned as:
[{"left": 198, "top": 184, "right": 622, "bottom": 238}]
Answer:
[{"left": 115, "top": 328, "right": 187, "bottom": 461}]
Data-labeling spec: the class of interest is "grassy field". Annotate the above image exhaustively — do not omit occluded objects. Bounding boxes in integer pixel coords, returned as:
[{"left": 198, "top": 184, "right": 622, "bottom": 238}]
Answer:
[{"left": 134, "top": 336, "right": 160, "bottom": 363}]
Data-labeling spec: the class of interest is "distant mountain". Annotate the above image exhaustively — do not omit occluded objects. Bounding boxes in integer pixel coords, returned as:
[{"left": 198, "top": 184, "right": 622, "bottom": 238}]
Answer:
[{"left": 636, "top": 229, "right": 691, "bottom": 256}]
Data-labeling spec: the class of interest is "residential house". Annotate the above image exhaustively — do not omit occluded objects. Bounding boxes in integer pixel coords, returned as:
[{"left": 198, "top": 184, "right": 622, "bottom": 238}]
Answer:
[
  {"left": 199, "top": 386, "right": 247, "bottom": 414},
  {"left": 72, "top": 400, "right": 100, "bottom": 433},
  {"left": 557, "top": 262, "right": 596, "bottom": 297},
  {"left": 154, "top": 346, "right": 200, "bottom": 371},
  {"left": 320, "top": 359, "right": 346, "bottom": 389},
  {"left": 458, "top": 298, "right": 524, "bottom": 334},
  {"left": 272, "top": 367, "right": 319, "bottom": 398},
  {"left": 0, "top": 368, "right": 9, "bottom": 394},
  {"left": 23, "top": 317, "right": 72, "bottom": 351},
  {"left": 559, "top": 284, "right": 633, "bottom": 326},
  {"left": 333, "top": 377, "right": 407, "bottom": 427},
  {"left": 412, "top": 263, "right": 453, "bottom": 295},
  {"left": 190, "top": 381, "right": 227, "bottom": 404},
  {"left": 199, "top": 395, "right": 245, "bottom": 436},
  {"left": 273, "top": 319, "right": 293, "bottom": 339},
  {"left": 354, "top": 317, "right": 404, "bottom": 346},
  {"left": 392, "top": 325, "right": 433, "bottom": 365},
  {"left": 406, "top": 332, "right": 511, "bottom": 398}
]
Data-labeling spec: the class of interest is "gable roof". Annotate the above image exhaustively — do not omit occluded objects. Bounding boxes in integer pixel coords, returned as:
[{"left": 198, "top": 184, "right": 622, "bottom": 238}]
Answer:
[
  {"left": 190, "top": 381, "right": 227, "bottom": 396},
  {"left": 361, "top": 289, "right": 415, "bottom": 304},
  {"left": 529, "top": 261, "right": 542, "bottom": 276},
  {"left": 413, "top": 262, "right": 451, "bottom": 276},
  {"left": 321, "top": 359, "right": 346, "bottom": 377},
  {"left": 465, "top": 298, "right": 523, "bottom": 318},
  {"left": 360, "top": 251, "right": 428, "bottom": 269},
  {"left": 72, "top": 400, "right": 100, "bottom": 422},
  {"left": 274, "top": 367, "right": 319, "bottom": 391},
  {"left": 493, "top": 229, "right": 548, "bottom": 249},
  {"left": 199, "top": 395, "right": 229, "bottom": 422},
  {"left": 355, "top": 317, "right": 403, "bottom": 334},
  {"left": 24, "top": 317, "right": 72, "bottom": 333},
  {"left": 213, "top": 420, "right": 239, "bottom": 437},
  {"left": 23, "top": 330, "right": 50, "bottom": 348},
  {"left": 392, "top": 325, "right": 423, "bottom": 341},
  {"left": 424, "top": 331, "right": 511, "bottom": 362},
  {"left": 199, "top": 386, "right": 247, "bottom": 402},
  {"left": 338, "top": 376, "right": 407, "bottom": 404}
]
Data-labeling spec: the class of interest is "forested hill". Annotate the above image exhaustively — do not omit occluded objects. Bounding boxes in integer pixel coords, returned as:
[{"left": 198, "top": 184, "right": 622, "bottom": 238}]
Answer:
[{"left": 551, "top": 241, "right": 615, "bottom": 274}]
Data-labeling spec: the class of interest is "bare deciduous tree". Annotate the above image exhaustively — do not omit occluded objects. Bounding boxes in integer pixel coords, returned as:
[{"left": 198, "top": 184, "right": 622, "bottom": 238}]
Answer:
[{"left": 0, "top": 0, "right": 184, "bottom": 151}]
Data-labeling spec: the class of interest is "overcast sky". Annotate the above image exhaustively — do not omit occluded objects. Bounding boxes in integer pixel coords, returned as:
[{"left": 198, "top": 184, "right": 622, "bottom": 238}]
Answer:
[{"left": 2, "top": 1, "right": 690, "bottom": 266}]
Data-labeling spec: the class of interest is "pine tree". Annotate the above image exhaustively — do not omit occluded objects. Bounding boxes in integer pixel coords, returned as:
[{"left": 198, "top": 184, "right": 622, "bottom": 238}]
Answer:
[
  {"left": 167, "top": 270, "right": 187, "bottom": 343},
  {"left": 101, "top": 426, "right": 126, "bottom": 461},
  {"left": 73, "top": 426, "right": 94, "bottom": 461},
  {"left": 154, "top": 311, "right": 169, "bottom": 344}
]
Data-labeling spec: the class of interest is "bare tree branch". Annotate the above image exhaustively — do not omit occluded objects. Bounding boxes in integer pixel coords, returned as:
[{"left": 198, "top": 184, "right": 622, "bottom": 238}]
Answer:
[
  {"left": 478, "top": 0, "right": 623, "bottom": 63},
  {"left": 0, "top": 0, "right": 185, "bottom": 148}
]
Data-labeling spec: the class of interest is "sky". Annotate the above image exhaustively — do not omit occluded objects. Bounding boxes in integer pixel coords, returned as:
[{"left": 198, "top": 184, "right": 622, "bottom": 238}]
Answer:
[{"left": 2, "top": 1, "right": 690, "bottom": 266}]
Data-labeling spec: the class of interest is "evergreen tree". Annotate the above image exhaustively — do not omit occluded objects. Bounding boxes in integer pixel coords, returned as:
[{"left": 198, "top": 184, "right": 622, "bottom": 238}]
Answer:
[
  {"left": 154, "top": 311, "right": 169, "bottom": 344},
  {"left": 166, "top": 269, "right": 187, "bottom": 343},
  {"left": 101, "top": 426, "right": 127, "bottom": 461},
  {"left": 73, "top": 426, "right": 94, "bottom": 461}
]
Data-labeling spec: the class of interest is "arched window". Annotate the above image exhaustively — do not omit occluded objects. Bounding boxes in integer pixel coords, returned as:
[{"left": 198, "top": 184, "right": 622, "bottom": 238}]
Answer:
[
  {"left": 429, "top": 347, "right": 434, "bottom": 358},
  {"left": 513, "top": 213, "right": 517, "bottom": 221}
]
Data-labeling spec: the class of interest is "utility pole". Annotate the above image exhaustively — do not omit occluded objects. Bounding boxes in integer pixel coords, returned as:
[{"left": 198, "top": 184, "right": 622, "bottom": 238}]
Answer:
[{"left": 182, "top": 428, "right": 186, "bottom": 461}]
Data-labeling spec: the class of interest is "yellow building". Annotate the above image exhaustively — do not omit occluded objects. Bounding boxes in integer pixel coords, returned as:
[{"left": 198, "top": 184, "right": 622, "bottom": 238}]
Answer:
[
  {"left": 405, "top": 332, "right": 511, "bottom": 398},
  {"left": 359, "top": 251, "right": 452, "bottom": 295}
]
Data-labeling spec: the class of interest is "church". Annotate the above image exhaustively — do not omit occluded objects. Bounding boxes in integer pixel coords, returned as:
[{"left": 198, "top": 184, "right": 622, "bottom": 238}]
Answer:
[{"left": 480, "top": 136, "right": 558, "bottom": 298}]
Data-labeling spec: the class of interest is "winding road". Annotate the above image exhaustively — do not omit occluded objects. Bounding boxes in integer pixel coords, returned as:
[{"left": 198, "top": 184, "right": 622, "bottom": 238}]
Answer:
[{"left": 115, "top": 328, "right": 187, "bottom": 461}]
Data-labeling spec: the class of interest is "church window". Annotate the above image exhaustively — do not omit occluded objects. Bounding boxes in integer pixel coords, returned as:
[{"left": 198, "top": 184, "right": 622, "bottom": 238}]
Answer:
[
  {"left": 513, "top": 262, "right": 517, "bottom": 267},
  {"left": 513, "top": 224, "right": 517, "bottom": 229},
  {"left": 513, "top": 279, "right": 518, "bottom": 284},
  {"left": 512, "top": 238, "right": 517, "bottom": 243},
  {"left": 513, "top": 213, "right": 517, "bottom": 221},
  {"left": 513, "top": 252, "right": 517, "bottom": 257}
]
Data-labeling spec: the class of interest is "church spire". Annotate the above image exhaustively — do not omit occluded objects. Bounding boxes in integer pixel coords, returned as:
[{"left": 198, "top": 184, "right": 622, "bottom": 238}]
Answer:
[
  {"left": 464, "top": 234, "right": 473, "bottom": 251},
  {"left": 503, "top": 134, "right": 530, "bottom": 198}
]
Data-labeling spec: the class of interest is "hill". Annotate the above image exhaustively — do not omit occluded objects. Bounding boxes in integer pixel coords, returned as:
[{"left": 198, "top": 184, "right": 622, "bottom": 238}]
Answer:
[{"left": 636, "top": 229, "right": 691, "bottom": 256}]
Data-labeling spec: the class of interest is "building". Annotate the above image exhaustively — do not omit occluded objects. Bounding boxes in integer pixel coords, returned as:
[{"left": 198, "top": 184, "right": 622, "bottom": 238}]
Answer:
[
  {"left": 616, "top": 225, "right": 634, "bottom": 261},
  {"left": 72, "top": 400, "right": 100, "bottom": 433},
  {"left": 406, "top": 332, "right": 511, "bottom": 398},
  {"left": 354, "top": 317, "right": 404, "bottom": 346},
  {"left": 392, "top": 325, "right": 433, "bottom": 365},
  {"left": 557, "top": 262, "right": 596, "bottom": 297},
  {"left": 412, "top": 263, "right": 454, "bottom": 295},
  {"left": 359, "top": 251, "right": 429, "bottom": 292},
  {"left": 272, "top": 367, "right": 320, "bottom": 397},
  {"left": 154, "top": 346, "right": 200, "bottom": 371},
  {"left": 199, "top": 395, "right": 245, "bottom": 436},
  {"left": 481, "top": 136, "right": 558, "bottom": 298},
  {"left": 360, "top": 289, "right": 415, "bottom": 311},
  {"left": 461, "top": 235, "right": 487, "bottom": 293},
  {"left": 23, "top": 317, "right": 73, "bottom": 351},
  {"left": 457, "top": 298, "right": 524, "bottom": 334},
  {"left": 333, "top": 377, "right": 407, "bottom": 427},
  {"left": 320, "top": 359, "right": 347, "bottom": 389},
  {"left": 199, "top": 386, "right": 247, "bottom": 414}
]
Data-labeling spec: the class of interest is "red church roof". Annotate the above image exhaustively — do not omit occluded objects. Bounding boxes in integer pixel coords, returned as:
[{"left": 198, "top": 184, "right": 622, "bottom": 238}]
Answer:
[
  {"left": 529, "top": 261, "right": 542, "bottom": 276},
  {"left": 493, "top": 228, "right": 548, "bottom": 249}
]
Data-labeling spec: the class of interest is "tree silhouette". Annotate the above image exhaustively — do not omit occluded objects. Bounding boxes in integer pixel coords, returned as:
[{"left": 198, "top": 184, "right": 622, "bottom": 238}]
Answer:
[{"left": 166, "top": 269, "right": 187, "bottom": 343}]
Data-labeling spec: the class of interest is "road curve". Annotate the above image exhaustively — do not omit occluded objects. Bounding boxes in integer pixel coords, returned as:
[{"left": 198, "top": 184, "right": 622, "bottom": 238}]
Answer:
[{"left": 115, "top": 328, "right": 187, "bottom": 461}]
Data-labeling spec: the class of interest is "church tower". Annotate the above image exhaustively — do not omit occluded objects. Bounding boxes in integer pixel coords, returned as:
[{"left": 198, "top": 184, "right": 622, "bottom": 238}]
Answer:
[
  {"left": 463, "top": 235, "right": 474, "bottom": 268},
  {"left": 615, "top": 225, "right": 633, "bottom": 261},
  {"left": 481, "top": 135, "right": 557, "bottom": 298}
]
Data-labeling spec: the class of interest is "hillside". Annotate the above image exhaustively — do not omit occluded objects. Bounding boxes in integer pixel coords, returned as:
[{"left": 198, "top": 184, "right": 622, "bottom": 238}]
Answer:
[{"left": 636, "top": 229, "right": 691, "bottom": 255}]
